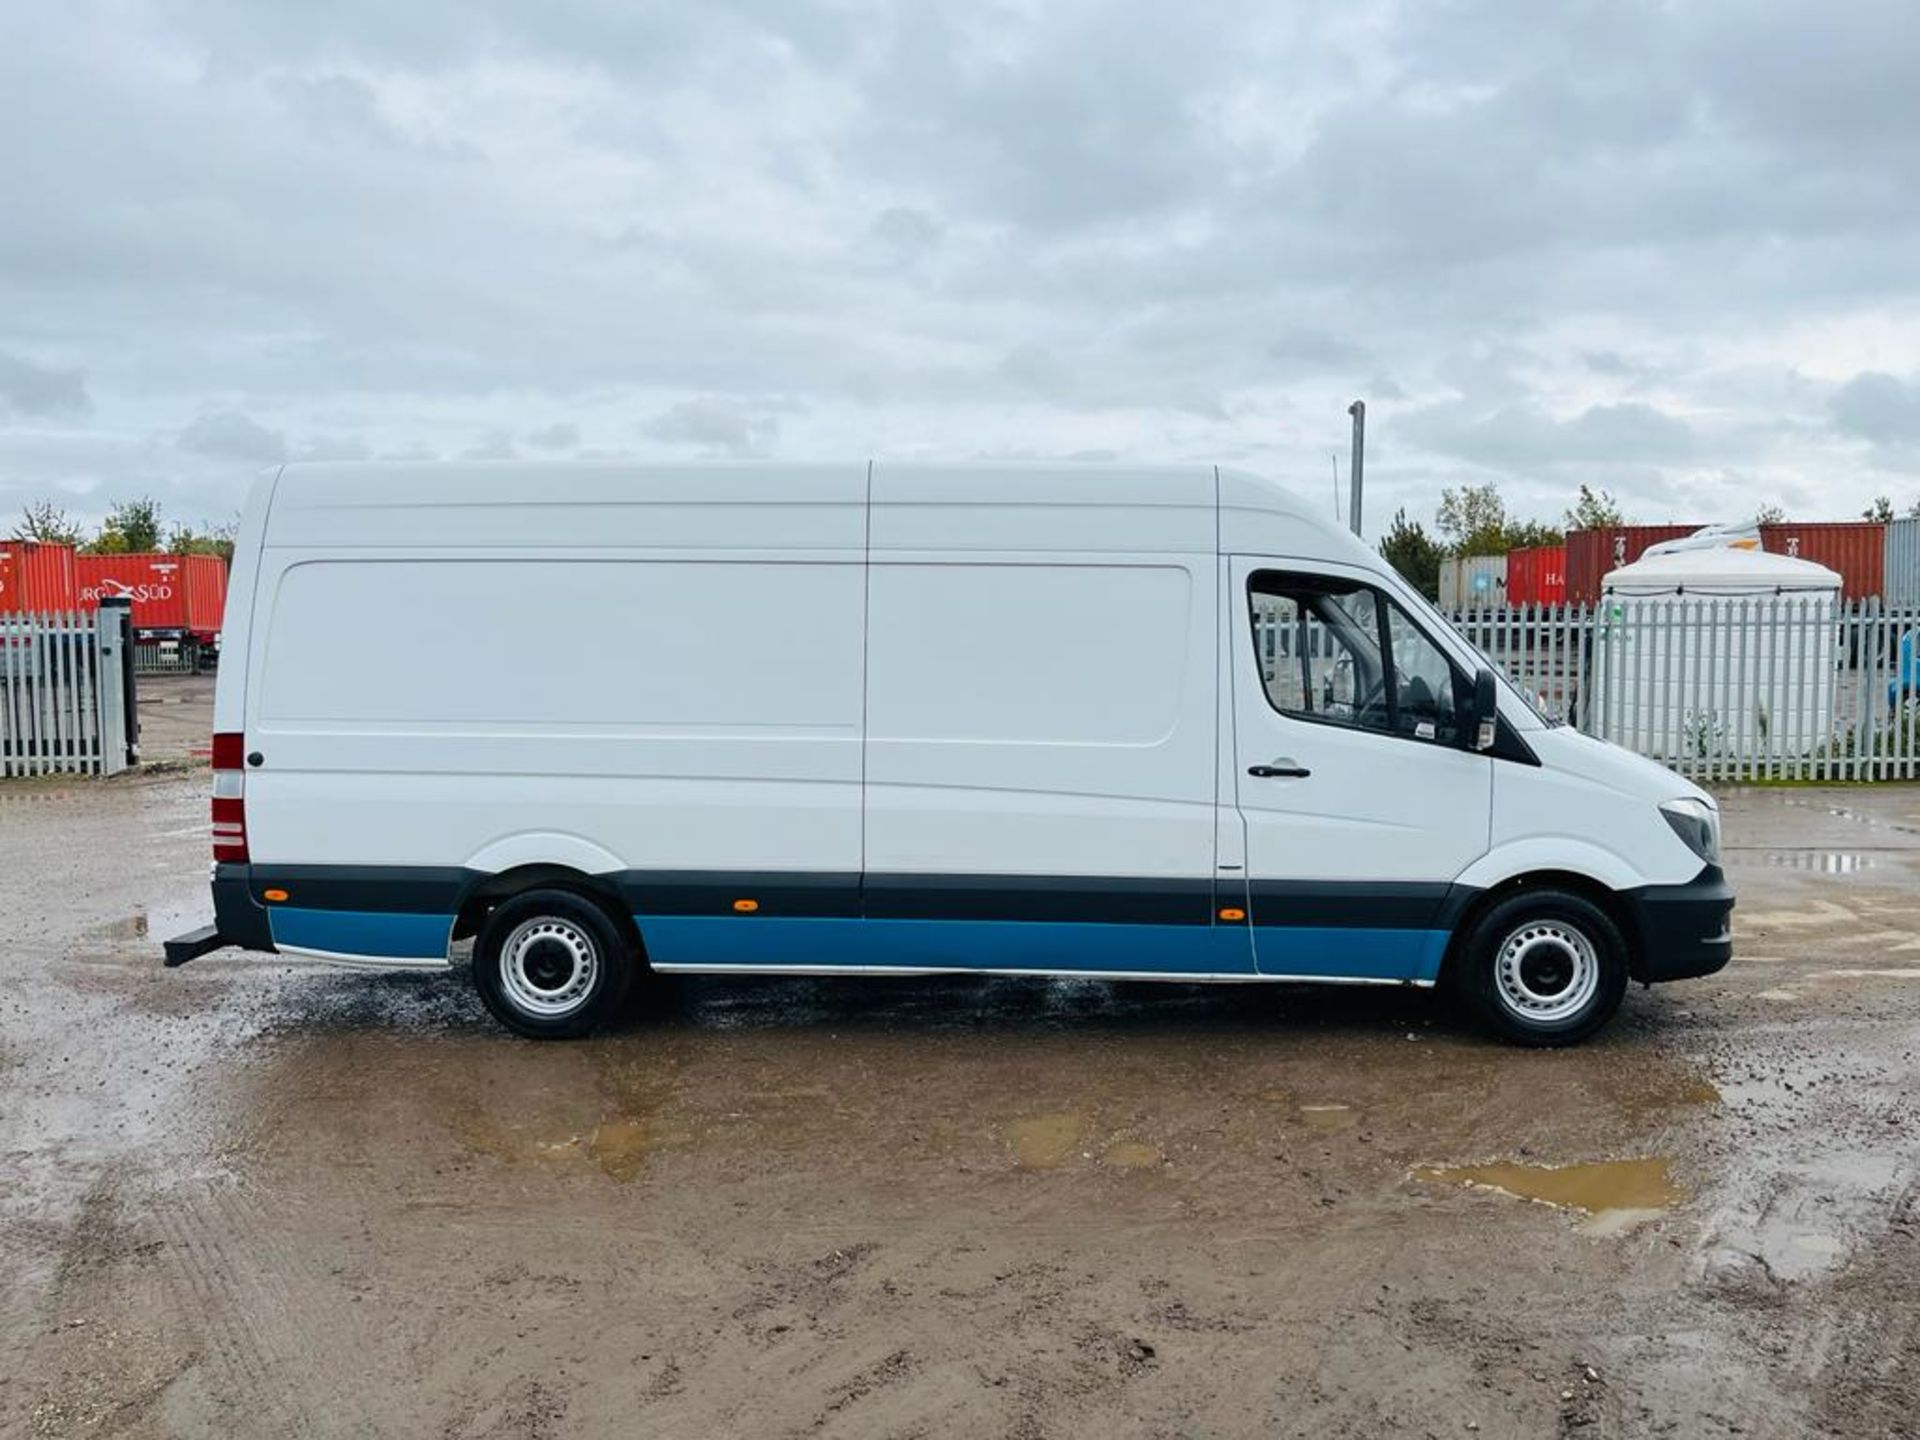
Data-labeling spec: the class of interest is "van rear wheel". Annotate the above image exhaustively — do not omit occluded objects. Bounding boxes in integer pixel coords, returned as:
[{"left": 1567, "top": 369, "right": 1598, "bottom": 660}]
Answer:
[
  {"left": 473, "top": 889, "right": 634, "bottom": 1039},
  {"left": 1455, "top": 889, "right": 1627, "bottom": 1047}
]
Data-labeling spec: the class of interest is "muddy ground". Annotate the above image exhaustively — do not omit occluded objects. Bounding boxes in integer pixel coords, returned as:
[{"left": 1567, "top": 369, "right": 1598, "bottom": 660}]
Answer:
[{"left": 2, "top": 743, "right": 1917, "bottom": 1435}]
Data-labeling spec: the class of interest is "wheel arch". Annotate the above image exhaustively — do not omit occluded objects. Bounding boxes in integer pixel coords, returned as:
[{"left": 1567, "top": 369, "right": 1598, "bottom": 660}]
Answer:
[
  {"left": 1437, "top": 868, "right": 1639, "bottom": 991},
  {"left": 452, "top": 864, "right": 645, "bottom": 965}
]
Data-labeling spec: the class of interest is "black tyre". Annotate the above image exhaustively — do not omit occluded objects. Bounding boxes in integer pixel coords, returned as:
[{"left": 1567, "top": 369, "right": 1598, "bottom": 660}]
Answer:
[
  {"left": 1454, "top": 889, "right": 1628, "bottom": 1047},
  {"left": 473, "top": 888, "right": 635, "bottom": 1039}
]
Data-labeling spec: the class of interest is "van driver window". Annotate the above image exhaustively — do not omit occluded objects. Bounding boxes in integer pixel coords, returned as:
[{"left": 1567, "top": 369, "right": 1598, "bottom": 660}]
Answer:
[{"left": 1250, "top": 575, "right": 1463, "bottom": 745}]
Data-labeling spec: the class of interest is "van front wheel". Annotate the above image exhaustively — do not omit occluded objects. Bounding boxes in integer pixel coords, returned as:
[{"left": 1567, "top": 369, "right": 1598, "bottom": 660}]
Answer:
[
  {"left": 1455, "top": 890, "right": 1627, "bottom": 1047},
  {"left": 474, "top": 889, "right": 634, "bottom": 1039}
]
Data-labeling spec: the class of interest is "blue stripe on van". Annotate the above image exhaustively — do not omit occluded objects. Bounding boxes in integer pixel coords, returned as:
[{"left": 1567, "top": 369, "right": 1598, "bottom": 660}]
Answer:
[
  {"left": 640, "top": 916, "right": 1250, "bottom": 973},
  {"left": 268, "top": 907, "right": 454, "bottom": 959},
  {"left": 1255, "top": 926, "right": 1450, "bottom": 983},
  {"left": 638, "top": 915, "right": 1447, "bottom": 981}
]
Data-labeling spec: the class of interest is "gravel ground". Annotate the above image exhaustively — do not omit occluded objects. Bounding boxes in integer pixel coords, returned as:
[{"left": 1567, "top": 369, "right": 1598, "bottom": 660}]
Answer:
[{"left": 1, "top": 762, "right": 1916, "bottom": 1438}]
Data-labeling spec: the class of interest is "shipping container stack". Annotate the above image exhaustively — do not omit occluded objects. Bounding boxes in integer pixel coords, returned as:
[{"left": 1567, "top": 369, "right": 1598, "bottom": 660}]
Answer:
[
  {"left": 1564, "top": 526, "right": 1701, "bottom": 607},
  {"left": 0, "top": 540, "right": 80, "bottom": 614},
  {"left": 1565, "top": 520, "right": 1889, "bottom": 604},
  {"left": 1505, "top": 545, "right": 1567, "bottom": 606},
  {"left": 1439, "top": 554, "right": 1508, "bottom": 610},
  {"left": 75, "top": 553, "right": 228, "bottom": 648}
]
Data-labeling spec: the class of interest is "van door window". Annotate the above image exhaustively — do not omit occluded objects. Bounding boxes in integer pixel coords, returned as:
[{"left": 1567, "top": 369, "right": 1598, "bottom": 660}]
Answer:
[{"left": 1249, "top": 573, "right": 1464, "bottom": 746}]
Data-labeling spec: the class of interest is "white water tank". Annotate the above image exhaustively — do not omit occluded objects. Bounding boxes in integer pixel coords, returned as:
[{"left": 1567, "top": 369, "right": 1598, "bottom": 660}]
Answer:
[{"left": 1589, "top": 548, "right": 1842, "bottom": 761}]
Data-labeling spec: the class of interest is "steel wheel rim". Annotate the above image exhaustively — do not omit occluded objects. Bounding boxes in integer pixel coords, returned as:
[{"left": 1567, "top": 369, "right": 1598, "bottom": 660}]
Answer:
[
  {"left": 499, "top": 917, "right": 598, "bottom": 1018},
  {"left": 1494, "top": 920, "right": 1598, "bottom": 1024}
]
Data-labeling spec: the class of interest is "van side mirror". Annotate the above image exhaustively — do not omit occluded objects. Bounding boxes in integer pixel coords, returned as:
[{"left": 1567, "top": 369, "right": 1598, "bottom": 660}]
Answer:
[{"left": 1471, "top": 667, "right": 1498, "bottom": 752}]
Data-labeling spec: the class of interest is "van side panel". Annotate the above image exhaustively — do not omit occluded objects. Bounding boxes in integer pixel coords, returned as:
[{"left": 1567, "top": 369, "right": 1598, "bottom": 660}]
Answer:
[
  {"left": 241, "top": 464, "right": 869, "bottom": 961},
  {"left": 852, "top": 463, "right": 1232, "bottom": 974}
]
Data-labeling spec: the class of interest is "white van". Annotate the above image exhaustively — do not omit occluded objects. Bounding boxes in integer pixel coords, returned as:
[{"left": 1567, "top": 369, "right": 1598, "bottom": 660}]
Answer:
[{"left": 164, "top": 462, "right": 1732, "bottom": 1045}]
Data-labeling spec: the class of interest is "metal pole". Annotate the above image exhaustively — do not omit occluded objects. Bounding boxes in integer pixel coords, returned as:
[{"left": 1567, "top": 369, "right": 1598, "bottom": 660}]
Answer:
[{"left": 1347, "top": 400, "right": 1366, "bottom": 538}]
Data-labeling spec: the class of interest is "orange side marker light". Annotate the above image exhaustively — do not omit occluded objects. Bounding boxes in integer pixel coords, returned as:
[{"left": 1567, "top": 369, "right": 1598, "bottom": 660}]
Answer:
[
  {"left": 1218, "top": 907, "right": 1246, "bottom": 922},
  {"left": 733, "top": 898, "right": 760, "bottom": 913},
  {"left": 263, "top": 888, "right": 289, "bottom": 902}
]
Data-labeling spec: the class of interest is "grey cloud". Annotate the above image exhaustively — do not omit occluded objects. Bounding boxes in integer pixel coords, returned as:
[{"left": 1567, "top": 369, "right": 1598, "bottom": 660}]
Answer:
[
  {"left": 1404, "top": 402, "right": 1696, "bottom": 472},
  {"left": 459, "top": 432, "right": 518, "bottom": 461},
  {"left": 643, "top": 398, "right": 778, "bottom": 458},
  {"left": 178, "top": 411, "right": 288, "bottom": 464},
  {"left": 523, "top": 422, "right": 580, "bottom": 451},
  {"left": 1829, "top": 373, "right": 1920, "bottom": 451},
  {"left": 2, "top": 1, "right": 1919, "bottom": 530},
  {"left": 0, "top": 352, "right": 90, "bottom": 416}
]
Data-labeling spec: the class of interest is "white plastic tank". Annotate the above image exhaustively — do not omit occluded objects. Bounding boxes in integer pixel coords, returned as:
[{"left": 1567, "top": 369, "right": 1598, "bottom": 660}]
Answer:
[{"left": 1589, "top": 547, "right": 1842, "bottom": 761}]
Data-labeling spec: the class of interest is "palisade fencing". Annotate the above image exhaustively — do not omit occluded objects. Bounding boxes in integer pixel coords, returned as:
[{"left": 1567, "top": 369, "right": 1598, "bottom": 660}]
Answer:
[
  {"left": 1449, "top": 599, "right": 1920, "bottom": 782},
  {"left": 0, "top": 607, "right": 136, "bottom": 778},
  {"left": 133, "top": 638, "right": 206, "bottom": 675}
]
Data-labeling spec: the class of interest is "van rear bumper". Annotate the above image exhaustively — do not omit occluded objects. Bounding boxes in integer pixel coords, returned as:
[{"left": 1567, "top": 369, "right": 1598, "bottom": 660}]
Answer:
[
  {"left": 1624, "top": 864, "right": 1734, "bottom": 982},
  {"left": 162, "top": 864, "right": 278, "bottom": 965}
]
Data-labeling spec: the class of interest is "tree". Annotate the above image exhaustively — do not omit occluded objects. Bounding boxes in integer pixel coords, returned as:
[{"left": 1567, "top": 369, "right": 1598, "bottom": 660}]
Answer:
[
  {"left": 1505, "top": 519, "right": 1565, "bottom": 550},
  {"left": 13, "top": 500, "right": 83, "bottom": 545},
  {"left": 165, "top": 518, "right": 238, "bottom": 563},
  {"left": 1865, "top": 495, "right": 1895, "bottom": 523},
  {"left": 1379, "top": 508, "right": 1443, "bottom": 600},
  {"left": 1563, "top": 484, "right": 1625, "bottom": 532},
  {"left": 1436, "top": 482, "right": 1562, "bottom": 555},
  {"left": 85, "top": 497, "right": 164, "bottom": 554},
  {"left": 1436, "top": 482, "right": 1511, "bottom": 556},
  {"left": 1755, "top": 503, "right": 1785, "bottom": 525}
]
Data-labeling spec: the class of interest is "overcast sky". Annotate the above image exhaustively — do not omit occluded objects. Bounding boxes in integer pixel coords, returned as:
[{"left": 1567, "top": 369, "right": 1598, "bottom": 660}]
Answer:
[{"left": 5, "top": 0, "right": 1920, "bottom": 541}]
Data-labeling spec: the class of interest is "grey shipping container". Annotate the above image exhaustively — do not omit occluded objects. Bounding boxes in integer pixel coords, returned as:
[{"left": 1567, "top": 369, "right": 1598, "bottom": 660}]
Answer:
[
  {"left": 1887, "top": 516, "right": 1920, "bottom": 608},
  {"left": 1439, "top": 554, "right": 1508, "bottom": 610}
]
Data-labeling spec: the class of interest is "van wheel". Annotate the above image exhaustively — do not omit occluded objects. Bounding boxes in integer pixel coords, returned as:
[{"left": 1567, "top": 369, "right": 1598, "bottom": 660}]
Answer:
[
  {"left": 473, "top": 889, "right": 634, "bottom": 1039},
  {"left": 1455, "top": 890, "right": 1627, "bottom": 1047}
]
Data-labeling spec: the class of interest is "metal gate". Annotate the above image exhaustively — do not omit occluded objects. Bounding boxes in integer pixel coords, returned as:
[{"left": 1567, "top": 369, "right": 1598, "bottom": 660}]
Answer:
[
  {"left": 1450, "top": 599, "right": 1920, "bottom": 782},
  {"left": 0, "top": 601, "right": 137, "bottom": 778}
]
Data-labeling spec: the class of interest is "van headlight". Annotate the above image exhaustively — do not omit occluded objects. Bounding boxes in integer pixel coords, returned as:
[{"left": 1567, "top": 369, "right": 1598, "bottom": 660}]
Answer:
[{"left": 1660, "top": 798, "right": 1721, "bottom": 865}]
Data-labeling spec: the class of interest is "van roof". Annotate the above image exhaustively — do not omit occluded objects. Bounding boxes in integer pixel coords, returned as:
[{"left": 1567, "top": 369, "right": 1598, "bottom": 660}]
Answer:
[{"left": 261, "top": 460, "right": 1337, "bottom": 557}]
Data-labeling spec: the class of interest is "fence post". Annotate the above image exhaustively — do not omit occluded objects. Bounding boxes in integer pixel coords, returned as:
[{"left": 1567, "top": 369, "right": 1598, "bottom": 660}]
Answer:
[{"left": 96, "top": 598, "right": 136, "bottom": 774}]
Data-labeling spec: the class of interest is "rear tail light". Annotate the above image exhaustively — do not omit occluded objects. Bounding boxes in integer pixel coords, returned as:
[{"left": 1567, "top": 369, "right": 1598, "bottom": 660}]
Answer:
[{"left": 211, "top": 731, "right": 249, "bottom": 863}]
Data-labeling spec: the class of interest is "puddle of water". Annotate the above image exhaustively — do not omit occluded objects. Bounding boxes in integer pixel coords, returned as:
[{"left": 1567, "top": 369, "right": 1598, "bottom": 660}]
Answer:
[
  {"left": 1005, "top": 1113, "right": 1087, "bottom": 1170},
  {"left": 1742, "top": 850, "right": 1880, "bottom": 874},
  {"left": 1299, "top": 1103, "right": 1357, "bottom": 1130},
  {"left": 587, "top": 1118, "right": 650, "bottom": 1181},
  {"left": 1101, "top": 1140, "right": 1163, "bottom": 1170},
  {"left": 1415, "top": 1158, "right": 1684, "bottom": 1216}
]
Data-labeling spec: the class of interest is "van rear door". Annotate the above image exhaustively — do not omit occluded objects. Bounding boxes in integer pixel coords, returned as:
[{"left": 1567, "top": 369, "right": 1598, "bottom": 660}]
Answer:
[{"left": 1227, "top": 558, "right": 1492, "bottom": 981}]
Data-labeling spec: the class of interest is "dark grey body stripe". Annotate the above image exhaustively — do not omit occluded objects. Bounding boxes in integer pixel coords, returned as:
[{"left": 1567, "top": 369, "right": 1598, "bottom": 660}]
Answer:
[
  {"left": 1245, "top": 880, "right": 1456, "bottom": 930},
  {"left": 232, "top": 864, "right": 1482, "bottom": 930}
]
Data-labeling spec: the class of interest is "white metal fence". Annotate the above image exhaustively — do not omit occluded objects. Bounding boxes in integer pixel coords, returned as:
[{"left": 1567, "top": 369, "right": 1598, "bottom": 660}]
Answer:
[
  {"left": 1450, "top": 599, "right": 1920, "bottom": 782},
  {"left": 133, "top": 637, "right": 211, "bottom": 675},
  {"left": 1, "top": 607, "right": 136, "bottom": 778}
]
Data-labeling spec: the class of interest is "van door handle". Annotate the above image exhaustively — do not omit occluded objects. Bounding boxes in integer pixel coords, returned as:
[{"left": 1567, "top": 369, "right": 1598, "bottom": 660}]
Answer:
[{"left": 1248, "top": 759, "right": 1311, "bottom": 779}]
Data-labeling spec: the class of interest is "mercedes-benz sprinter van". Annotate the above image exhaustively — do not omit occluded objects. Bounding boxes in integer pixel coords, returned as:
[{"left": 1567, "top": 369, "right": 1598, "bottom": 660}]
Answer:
[{"left": 165, "top": 462, "right": 1732, "bottom": 1045}]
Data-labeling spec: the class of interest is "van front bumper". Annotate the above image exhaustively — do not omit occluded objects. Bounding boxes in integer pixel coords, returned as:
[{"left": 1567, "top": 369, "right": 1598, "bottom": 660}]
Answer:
[
  {"left": 1624, "top": 864, "right": 1734, "bottom": 982},
  {"left": 162, "top": 864, "right": 278, "bottom": 966}
]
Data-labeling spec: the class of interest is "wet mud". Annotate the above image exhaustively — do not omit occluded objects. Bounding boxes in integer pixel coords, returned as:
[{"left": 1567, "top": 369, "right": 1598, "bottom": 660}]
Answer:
[{"left": 2, "top": 774, "right": 1918, "bottom": 1436}]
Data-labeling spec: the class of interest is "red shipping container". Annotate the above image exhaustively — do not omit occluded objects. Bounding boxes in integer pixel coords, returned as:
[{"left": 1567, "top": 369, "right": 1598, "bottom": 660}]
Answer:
[
  {"left": 1566, "top": 525, "right": 1701, "bottom": 606},
  {"left": 1505, "top": 545, "right": 1567, "bottom": 606},
  {"left": 76, "top": 553, "right": 228, "bottom": 641},
  {"left": 1760, "top": 521, "right": 1884, "bottom": 600},
  {"left": 0, "top": 540, "right": 80, "bottom": 614}
]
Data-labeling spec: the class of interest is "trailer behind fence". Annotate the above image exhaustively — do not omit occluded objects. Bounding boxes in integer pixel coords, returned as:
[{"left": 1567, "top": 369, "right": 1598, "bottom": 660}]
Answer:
[
  {"left": 1, "top": 603, "right": 137, "bottom": 778},
  {"left": 1449, "top": 599, "right": 1920, "bottom": 783}
]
